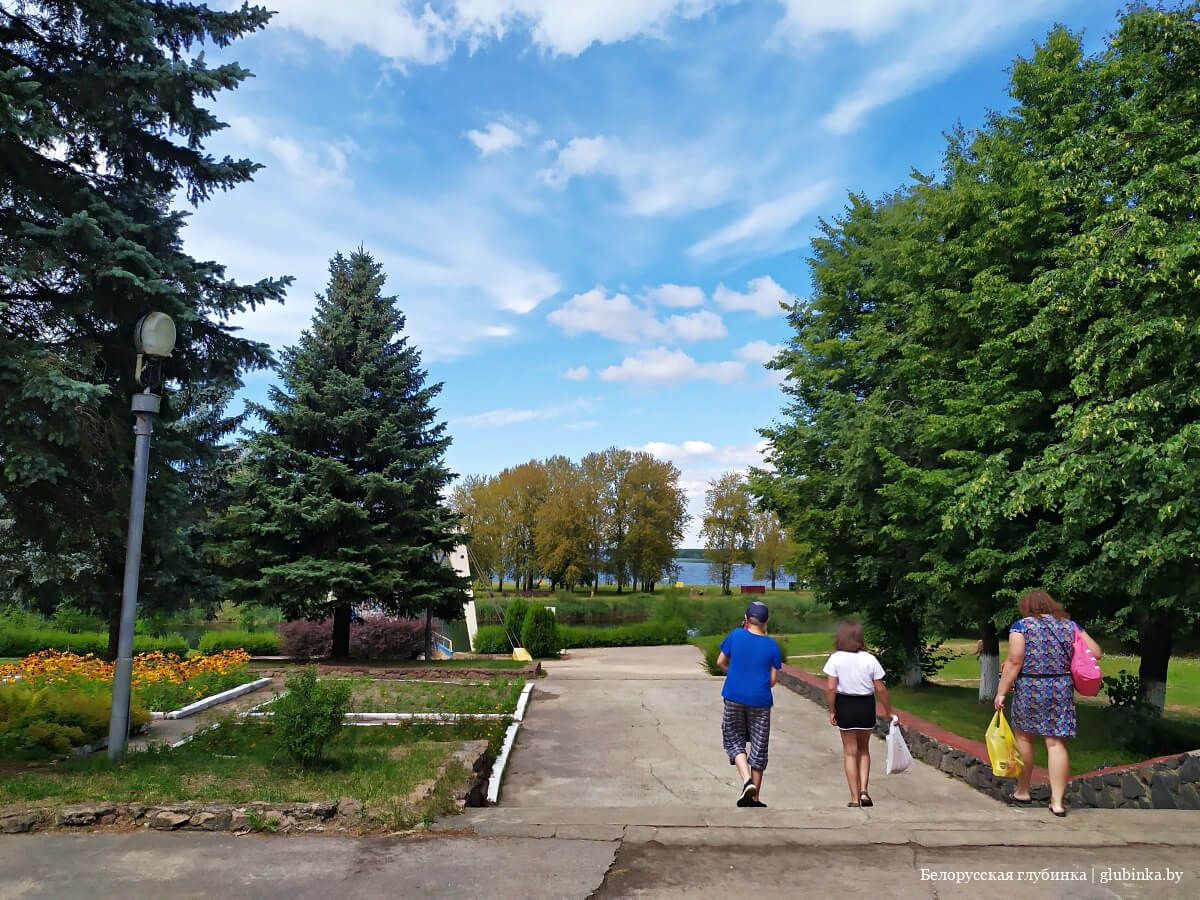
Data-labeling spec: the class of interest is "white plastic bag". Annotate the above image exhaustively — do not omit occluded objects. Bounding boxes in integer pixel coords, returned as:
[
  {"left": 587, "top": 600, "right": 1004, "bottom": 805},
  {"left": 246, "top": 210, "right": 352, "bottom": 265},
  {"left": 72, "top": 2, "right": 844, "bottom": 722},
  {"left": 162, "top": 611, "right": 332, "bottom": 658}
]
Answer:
[{"left": 885, "top": 715, "right": 913, "bottom": 774}]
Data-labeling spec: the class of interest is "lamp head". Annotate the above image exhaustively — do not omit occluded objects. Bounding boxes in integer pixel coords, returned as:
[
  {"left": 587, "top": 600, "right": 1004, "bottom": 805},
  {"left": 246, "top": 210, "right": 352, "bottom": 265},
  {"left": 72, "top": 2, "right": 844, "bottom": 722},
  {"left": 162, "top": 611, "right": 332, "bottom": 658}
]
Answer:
[{"left": 134, "top": 312, "right": 176, "bottom": 358}]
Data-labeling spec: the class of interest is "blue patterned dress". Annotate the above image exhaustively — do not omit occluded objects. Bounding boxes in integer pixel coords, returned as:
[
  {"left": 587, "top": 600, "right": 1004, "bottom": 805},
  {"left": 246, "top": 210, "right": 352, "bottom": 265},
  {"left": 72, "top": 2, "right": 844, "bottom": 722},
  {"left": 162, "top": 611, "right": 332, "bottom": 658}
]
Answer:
[{"left": 1010, "top": 615, "right": 1076, "bottom": 738}]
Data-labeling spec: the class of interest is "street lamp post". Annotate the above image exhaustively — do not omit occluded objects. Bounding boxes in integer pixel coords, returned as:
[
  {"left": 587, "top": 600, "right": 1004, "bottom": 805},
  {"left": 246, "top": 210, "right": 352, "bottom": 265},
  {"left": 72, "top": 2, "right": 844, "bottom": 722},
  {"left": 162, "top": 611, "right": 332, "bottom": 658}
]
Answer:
[{"left": 107, "top": 312, "right": 176, "bottom": 761}]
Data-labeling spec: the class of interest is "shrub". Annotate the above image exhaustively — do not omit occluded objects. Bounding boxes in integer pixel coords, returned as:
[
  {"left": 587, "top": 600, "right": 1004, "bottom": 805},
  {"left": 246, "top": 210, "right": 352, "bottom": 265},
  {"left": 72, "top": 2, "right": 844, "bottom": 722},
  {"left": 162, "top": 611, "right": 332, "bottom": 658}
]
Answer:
[
  {"left": 558, "top": 619, "right": 688, "bottom": 649},
  {"left": 0, "top": 681, "right": 150, "bottom": 759},
  {"left": 521, "top": 608, "right": 560, "bottom": 659},
  {"left": 133, "top": 634, "right": 190, "bottom": 656},
  {"left": 349, "top": 615, "right": 423, "bottom": 660},
  {"left": 197, "top": 629, "right": 280, "bottom": 656},
  {"left": 0, "top": 628, "right": 189, "bottom": 657},
  {"left": 279, "top": 619, "right": 331, "bottom": 659},
  {"left": 471, "top": 625, "right": 511, "bottom": 654},
  {"left": 503, "top": 598, "right": 531, "bottom": 648},
  {"left": 271, "top": 666, "right": 351, "bottom": 766},
  {"left": 701, "top": 642, "right": 722, "bottom": 676},
  {"left": 651, "top": 591, "right": 693, "bottom": 626},
  {"left": 278, "top": 616, "right": 424, "bottom": 660},
  {"left": 50, "top": 602, "right": 106, "bottom": 634}
]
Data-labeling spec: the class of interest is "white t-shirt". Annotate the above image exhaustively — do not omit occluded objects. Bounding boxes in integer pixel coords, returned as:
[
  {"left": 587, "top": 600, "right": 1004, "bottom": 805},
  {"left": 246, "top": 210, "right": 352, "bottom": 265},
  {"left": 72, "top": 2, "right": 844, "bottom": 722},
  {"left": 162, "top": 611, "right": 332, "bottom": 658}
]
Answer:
[{"left": 822, "top": 650, "right": 885, "bottom": 696}]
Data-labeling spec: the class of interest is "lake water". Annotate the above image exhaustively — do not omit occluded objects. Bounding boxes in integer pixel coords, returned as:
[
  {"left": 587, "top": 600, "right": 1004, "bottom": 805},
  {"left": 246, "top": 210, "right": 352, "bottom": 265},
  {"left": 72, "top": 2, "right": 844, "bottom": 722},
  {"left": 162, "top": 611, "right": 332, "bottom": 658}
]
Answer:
[{"left": 598, "top": 558, "right": 794, "bottom": 589}]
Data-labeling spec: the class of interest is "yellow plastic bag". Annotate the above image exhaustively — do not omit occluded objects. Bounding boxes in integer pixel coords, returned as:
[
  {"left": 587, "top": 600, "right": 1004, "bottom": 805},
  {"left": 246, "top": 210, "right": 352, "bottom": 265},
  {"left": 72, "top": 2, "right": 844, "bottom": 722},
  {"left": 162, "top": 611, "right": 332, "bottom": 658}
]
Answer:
[{"left": 985, "top": 710, "right": 1024, "bottom": 778}]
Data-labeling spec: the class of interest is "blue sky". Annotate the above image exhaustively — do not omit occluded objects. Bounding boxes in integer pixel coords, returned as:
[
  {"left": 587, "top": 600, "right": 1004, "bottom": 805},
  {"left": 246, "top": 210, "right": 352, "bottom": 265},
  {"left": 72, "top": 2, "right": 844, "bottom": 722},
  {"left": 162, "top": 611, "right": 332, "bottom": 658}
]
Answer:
[{"left": 187, "top": 0, "right": 1123, "bottom": 544}]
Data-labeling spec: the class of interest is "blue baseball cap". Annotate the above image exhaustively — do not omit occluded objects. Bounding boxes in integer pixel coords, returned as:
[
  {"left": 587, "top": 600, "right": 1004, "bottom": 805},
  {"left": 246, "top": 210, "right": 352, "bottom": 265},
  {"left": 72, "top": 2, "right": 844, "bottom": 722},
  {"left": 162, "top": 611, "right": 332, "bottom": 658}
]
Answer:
[{"left": 745, "top": 601, "right": 769, "bottom": 622}]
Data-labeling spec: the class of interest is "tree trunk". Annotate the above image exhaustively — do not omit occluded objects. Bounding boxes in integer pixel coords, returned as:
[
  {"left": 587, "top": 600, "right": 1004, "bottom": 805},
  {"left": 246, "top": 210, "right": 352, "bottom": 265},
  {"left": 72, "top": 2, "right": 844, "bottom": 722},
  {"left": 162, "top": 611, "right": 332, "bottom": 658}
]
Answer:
[
  {"left": 901, "top": 619, "right": 922, "bottom": 688},
  {"left": 770, "top": 572, "right": 777, "bottom": 590},
  {"left": 331, "top": 603, "right": 352, "bottom": 659},
  {"left": 424, "top": 609, "right": 433, "bottom": 661},
  {"left": 978, "top": 620, "right": 1000, "bottom": 702},
  {"left": 1138, "top": 617, "right": 1172, "bottom": 717},
  {"left": 107, "top": 610, "right": 121, "bottom": 662}
]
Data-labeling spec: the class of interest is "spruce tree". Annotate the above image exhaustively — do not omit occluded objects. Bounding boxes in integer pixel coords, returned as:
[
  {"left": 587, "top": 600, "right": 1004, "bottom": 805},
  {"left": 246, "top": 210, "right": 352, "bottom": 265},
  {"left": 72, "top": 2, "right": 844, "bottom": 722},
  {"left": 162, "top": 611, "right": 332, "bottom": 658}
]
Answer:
[
  {"left": 0, "top": 1, "right": 289, "bottom": 654},
  {"left": 217, "top": 251, "right": 469, "bottom": 657}
]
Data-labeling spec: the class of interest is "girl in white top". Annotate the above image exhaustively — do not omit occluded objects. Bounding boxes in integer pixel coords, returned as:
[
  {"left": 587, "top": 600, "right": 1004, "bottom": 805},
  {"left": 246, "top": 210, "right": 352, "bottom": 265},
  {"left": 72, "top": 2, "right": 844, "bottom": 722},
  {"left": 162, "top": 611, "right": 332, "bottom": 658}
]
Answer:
[{"left": 823, "top": 620, "right": 895, "bottom": 808}]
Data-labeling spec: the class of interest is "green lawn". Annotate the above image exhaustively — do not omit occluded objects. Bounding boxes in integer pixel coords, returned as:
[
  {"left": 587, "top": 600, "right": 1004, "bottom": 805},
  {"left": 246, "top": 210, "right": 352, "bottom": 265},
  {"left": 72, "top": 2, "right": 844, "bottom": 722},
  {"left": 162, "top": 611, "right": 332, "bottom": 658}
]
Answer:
[{"left": 0, "top": 721, "right": 498, "bottom": 829}]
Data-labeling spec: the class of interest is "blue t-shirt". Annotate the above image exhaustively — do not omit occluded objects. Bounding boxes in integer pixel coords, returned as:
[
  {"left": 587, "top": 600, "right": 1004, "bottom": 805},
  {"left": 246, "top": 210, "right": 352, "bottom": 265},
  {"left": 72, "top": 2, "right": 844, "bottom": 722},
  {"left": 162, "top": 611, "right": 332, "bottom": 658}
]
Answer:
[{"left": 720, "top": 628, "right": 783, "bottom": 708}]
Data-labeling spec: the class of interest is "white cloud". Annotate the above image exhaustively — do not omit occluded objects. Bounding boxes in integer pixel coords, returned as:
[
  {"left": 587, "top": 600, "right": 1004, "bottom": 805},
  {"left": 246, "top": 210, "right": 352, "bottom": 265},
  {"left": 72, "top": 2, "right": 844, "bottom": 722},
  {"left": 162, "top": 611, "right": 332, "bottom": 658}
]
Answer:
[
  {"left": 548, "top": 288, "right": 665, "bottom": 342},
  {"left": 540, "top": 135, "right": 735, "bottom": 216},
  {"left": 599, "top": 348, "right": 744, "bottom": 385},
  {"left": 713, "top": 276, "right": 792, "bottom": 317},
  {"left": 790, "top": 0, "right": 1078, "bottom": 134},
  {"left": 452, "top": 407, "right": 542, "bottom": 428},
  {"left": 563, "top": 365, "right": 591, "bottom": 380},
  {"left": 735, "top": 340, "right": 783, "bottom": 364},
  {"left": 270, "top": 0, "right": 721, "bottom": 65},
  {"left": 645, "top": 284, "right": 705, "bottom": 308},
  {"left": 688, "top": 181, "right": 833, "bottom": 258},
  {"left": 639, "top": 440, "right": 717, "bottom": 461},
  {"left": 667, "top": 310, "right": 726, "bottom": 342},
  {"left": 547, "top": 289, "right": 726, "bottom": 344},
  {"left": 466, "top": 121, "right": 524, "bottom": 156},
  {"left": 227, "top": 115, "right": 355, "bottom": 190}
]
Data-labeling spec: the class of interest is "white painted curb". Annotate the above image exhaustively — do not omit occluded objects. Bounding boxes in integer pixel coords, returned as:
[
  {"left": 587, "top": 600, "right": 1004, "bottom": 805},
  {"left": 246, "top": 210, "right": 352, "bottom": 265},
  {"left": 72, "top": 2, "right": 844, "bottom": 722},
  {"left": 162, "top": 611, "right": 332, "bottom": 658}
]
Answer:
[
  {"left": 153, "top": 677, "right": 273, "bottom": 720},
  {"left": 486, "top": 683, "right": 535, "bottom": 804}
]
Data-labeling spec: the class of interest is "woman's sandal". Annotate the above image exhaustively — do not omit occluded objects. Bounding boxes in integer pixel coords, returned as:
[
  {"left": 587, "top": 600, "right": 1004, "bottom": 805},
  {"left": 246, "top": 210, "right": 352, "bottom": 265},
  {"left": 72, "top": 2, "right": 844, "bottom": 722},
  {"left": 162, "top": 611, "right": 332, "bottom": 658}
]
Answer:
[
  {"left": 1006, "top": 794, "right": 1034, "bottom": 806},
  {"left": 859, "top": 792, "right": 873, "bottom": 808},
  {"left": 847, "top": 802, "right": 860, "bottom": 808},
  {"left": 1050, "top": 806, "right": 1068, "bottom": 818}
]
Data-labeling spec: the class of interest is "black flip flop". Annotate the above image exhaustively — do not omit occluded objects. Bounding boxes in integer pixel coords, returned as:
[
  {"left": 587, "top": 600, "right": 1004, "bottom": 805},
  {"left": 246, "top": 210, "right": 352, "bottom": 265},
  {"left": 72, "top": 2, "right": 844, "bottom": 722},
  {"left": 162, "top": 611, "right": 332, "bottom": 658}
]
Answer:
[
  {"left": 1007, "top": 794, "right": 1034, "bottom": 806},
  {"left": 1050, "top": 806, "right": 1067, "bottom": 818},
  {"left": 859, "top": 793, "right": 873, "bottom": 808},
  {"left": 847, "top": 802, "right": 860, "bottom": 808}
]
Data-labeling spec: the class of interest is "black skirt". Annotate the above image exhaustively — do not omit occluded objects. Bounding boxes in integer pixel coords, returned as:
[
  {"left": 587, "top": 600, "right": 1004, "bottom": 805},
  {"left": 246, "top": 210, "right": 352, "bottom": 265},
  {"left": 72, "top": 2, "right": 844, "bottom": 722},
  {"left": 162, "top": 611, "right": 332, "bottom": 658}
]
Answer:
[{"left": 834, "top": 692, "right": 876, "bottom": 731}]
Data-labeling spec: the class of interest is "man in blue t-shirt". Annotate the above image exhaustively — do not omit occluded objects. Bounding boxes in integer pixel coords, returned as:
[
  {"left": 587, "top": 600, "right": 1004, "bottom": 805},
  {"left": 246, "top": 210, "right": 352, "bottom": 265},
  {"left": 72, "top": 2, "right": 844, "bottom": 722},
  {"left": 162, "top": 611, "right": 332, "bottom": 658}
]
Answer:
[{"left": 717, "top": 601, "right": 783, "bottom": 807}]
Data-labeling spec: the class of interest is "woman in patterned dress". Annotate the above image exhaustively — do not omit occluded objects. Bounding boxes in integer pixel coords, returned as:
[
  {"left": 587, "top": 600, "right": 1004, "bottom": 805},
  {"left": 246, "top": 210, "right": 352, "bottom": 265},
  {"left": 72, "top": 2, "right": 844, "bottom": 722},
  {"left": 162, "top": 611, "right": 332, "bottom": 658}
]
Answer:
[{"left": 994, "top": 590, "right": 1103, "bottom": 817}]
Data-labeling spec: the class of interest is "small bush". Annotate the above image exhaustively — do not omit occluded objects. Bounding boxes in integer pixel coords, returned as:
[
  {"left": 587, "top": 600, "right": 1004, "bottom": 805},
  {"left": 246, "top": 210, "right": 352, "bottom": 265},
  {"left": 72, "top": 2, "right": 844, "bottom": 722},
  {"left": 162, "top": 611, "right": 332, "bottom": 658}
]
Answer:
[
  {"left": 0, "top": 681, "right": 150, "bottom": 759},
  {"left": 50, "top": 602, "right": 107, "bottom": 634},
  {"left": 701, "top": 643, "right": 722, "bottom": 676},
  {"left": 279, "top": 620, "right": 331, "bottom": 659},
  {"left": 472, "top": 625, "right": 511, "bottom": 654},
  {"left": 271, "top": 666, "right": 352, "bottom": 766},
  {"left": 197, "top": 629, "right": 280, "bottom": 656},
  {"left": 521, "top": 608, "right": 560, "bottom": 659},
  {"left": 558, "top": 619, "right": 688, "bottom": 649},
  {"left": 503, "top": 598, "right": 531, "bottom": 648},
  {"left": 349, "top": 615, "right": 424, "bottom": 660}
]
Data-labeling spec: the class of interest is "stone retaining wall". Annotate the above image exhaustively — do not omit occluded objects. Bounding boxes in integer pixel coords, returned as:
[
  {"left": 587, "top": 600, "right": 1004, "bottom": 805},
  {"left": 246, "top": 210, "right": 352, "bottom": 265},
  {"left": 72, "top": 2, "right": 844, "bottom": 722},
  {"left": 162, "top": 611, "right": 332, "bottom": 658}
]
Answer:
[
  {"left": 777, "top": 668, "right": 1200, "bottom": 810},
  {"left": 0, "top": 739, "right": 492, "bottom": 836}
]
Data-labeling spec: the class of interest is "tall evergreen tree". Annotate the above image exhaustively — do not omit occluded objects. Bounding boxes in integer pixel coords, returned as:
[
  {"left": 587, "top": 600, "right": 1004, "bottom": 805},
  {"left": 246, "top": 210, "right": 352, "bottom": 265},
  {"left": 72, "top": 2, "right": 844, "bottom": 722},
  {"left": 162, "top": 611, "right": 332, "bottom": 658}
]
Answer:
[
  {"left": 215, "top": 251, "right": 468, "bottom": 657},
  {"left": 0, "top": 0, "right": 289, "bottom": 654}
]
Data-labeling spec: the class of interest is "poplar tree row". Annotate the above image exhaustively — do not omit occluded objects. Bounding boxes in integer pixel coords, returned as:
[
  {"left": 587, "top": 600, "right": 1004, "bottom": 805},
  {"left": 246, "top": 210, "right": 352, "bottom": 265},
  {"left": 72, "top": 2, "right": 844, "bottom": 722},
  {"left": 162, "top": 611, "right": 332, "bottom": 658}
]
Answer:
[
  {"left": 754, "top": 4, "right": 1200, "bottom": 711},
  {"left": 451, "top": 451, "right": 688, "bottom": 593}
]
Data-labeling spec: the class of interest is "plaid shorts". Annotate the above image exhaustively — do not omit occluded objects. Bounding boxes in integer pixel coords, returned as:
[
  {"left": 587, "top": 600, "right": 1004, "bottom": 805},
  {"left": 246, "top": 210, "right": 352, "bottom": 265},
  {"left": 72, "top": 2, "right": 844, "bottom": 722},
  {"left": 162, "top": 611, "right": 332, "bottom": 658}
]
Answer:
[{"left": 721, "top": 698, "right": 772, "bottom": 771}]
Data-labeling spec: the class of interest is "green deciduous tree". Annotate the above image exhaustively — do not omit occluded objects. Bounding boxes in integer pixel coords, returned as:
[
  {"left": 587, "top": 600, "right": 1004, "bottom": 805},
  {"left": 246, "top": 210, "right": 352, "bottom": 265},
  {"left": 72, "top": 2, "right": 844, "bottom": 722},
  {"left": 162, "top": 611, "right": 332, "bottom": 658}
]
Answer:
[
  {"left": 750, "top": 509, "right": 792, "bottom": 590},
  {"left": 0, "top": 0, "right": 289, "bottom": 655},
  {"left": 214, "top": 250, "right": 468, "bottom": 657},
  {"left": 701, "top": 472, "right": 754, "bottom": 595}
]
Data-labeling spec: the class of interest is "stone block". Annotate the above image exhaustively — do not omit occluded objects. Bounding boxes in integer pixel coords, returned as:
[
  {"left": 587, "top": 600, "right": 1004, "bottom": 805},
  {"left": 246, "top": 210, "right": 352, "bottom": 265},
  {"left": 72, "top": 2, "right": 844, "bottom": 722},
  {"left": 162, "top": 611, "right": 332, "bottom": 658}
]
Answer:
[
  {"left": 152, "top": 811, "right": 191, "bottom": 830},
  {"left": 1121, "top": 774, "right": 1146, "bottom": 799},
  {"left": 1174, "top": 784, "right": 1200, "bottom": 810},
  {"left": 1150, "top": 774, "right": 1179, "bottom": 809},
  {"left": 1030, "top": 784, "right": 1050, "bottom": 802},
  {"left": 337, "top": 797, "right": 362, "bottom": 819},
  {"left": 1097, "top": 786, "right": 1118, "bottom": 809},
  {"left": 1079, "top": 782, "right": 1099, "bottom": 807},
  {"left": 1103, "top": 772, "right": 1123, "bottom": 787},
  {"left": 55, "top": 804, "right": 114, "bottom": 827},
  {"left": 309, "top": 800, "right": 338, "bottom": 820},
  {"left": 189, "top": 811, "right": 218, "bottom": 830},
  {"left": 0, "top": 812, "right": 37, "bottom": 834},
  {"left": 230, "top": 810, "right": 250, "bottom": 832},
  {"left": 1179, "top": 754, "right": 1200, "bottom": 784},
  {"left": 1160, "top": 755, "right": 1184, "bottom": 770}
]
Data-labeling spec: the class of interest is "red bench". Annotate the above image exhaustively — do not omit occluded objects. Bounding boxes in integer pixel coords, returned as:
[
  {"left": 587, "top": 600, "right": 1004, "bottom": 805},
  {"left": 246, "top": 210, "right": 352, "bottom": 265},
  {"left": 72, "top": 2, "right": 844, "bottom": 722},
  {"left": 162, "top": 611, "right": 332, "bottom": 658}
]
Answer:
[{"left": 739, "top": 585, "right": 766, "bottom": 594}]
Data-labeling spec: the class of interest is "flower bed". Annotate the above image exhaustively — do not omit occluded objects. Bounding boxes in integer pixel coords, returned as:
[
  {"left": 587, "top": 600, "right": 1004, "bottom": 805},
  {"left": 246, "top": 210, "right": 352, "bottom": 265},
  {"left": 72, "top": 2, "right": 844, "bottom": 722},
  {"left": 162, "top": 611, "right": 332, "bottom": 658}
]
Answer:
[{"left": 0, "top": 649, "right": 254, "bottom": 714}]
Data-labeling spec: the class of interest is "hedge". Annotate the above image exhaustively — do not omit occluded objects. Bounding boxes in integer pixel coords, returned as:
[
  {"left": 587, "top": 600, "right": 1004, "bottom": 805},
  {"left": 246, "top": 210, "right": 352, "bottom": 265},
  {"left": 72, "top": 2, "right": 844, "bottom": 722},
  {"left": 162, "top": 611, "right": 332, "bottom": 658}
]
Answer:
[
  {"left": 196, "top": 629, "right": 281, "bottom": 656},
  {"left": 521, "top": 607, "right": 560, "bottom": 659},
  {"left": 471, "top": 625, "right": 511, "bottom": 654},
  {"left": 0, "top": 628, "right": 187, "bottom": 658},
  {"left": 558, "top": 619, "right": 688, "bottom": 649}
]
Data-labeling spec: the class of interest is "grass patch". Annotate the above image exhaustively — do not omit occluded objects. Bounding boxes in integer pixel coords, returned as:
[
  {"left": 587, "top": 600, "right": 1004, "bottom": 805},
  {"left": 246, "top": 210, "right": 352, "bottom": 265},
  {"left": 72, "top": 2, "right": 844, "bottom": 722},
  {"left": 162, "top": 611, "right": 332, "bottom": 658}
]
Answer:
[
  {"left": 262, "top": 676, "right": 525, "bottom": 716},
  {"left": 0, "top": 720, "right": 501, "bottom": 830}
]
